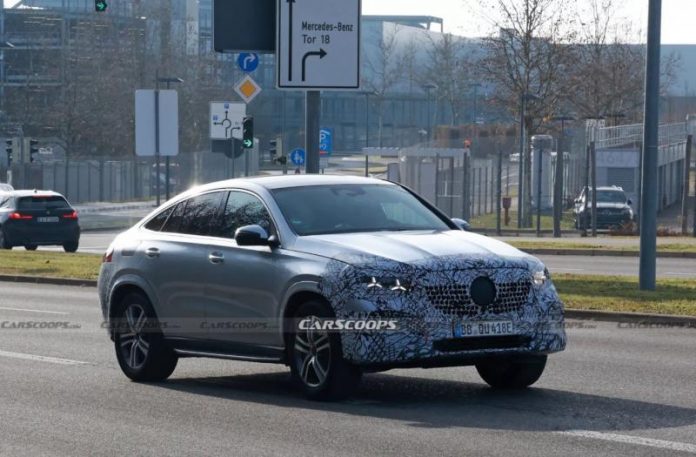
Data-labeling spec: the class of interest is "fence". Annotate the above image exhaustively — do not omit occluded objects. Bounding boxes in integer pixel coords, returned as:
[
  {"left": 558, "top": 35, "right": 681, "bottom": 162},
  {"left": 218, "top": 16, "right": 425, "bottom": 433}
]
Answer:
[{"left": 1, "top": 149, "right": 260, "bottom": 204}]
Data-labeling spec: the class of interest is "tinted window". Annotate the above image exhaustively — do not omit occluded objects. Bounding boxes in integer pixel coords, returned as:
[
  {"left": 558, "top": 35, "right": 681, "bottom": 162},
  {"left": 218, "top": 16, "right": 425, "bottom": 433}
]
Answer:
[
  {"left": 272, "top": 184, "right": 450, "bottom": 236},
  {"left": 161, "top": 201, "right": 186, "bottom": 233},
  {"left": 145, "top": 206, "right": 174, "bottom": 232},
  {"left": 17, "top": 196, "right": 70, "bottom": 210},
  {"left": 179, "top": 192, "right": 225, "bottom": 236},
  {"left": 217, "top": 191, "right": 273, "bottom": 239}
]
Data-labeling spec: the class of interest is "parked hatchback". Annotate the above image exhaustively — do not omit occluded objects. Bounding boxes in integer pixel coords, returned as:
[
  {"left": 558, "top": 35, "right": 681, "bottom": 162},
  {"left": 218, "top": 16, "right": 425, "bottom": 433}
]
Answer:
[
  {"left": 0, "top": 190, "right": 80, "bottom": 252},
  {"left": 99, "top": 176, "right": 566, "bottom": 400},
  {"left": 573, "top": 186, "right": 634, "bottom": 230}
]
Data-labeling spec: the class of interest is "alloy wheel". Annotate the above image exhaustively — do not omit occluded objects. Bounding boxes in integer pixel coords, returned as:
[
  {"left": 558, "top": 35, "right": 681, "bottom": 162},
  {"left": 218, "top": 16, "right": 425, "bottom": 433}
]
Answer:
[
  {"left": 294, "top": 316, "right": 332, "bottom": 388},
  {"left": 118, "top": 304, "right": 151, "bottom": 370}
]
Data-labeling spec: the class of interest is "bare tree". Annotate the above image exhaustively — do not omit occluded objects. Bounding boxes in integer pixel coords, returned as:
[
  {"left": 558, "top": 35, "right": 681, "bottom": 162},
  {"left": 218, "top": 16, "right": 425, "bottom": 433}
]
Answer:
[
  {"left": 421, "top": 33, "right": 477, "bottom": 127},
  {"left": 478, "top": 0, "right": 575, "bottom": 226},
  {"left": 362, "top": 23, "right": 408, "bottom": 147}
]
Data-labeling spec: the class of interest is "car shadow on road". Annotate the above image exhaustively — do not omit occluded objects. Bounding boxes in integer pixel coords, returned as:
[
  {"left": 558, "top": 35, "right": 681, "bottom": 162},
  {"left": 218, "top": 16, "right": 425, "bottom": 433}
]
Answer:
[{"left": 158, "top": 369, "right": 696, "bottom": 433}]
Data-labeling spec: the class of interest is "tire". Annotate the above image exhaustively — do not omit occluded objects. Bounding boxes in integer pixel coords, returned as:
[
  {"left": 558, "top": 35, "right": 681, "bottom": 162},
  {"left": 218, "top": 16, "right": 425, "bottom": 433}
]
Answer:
[
  {"left": 288, "top": 300, "right": 362, "bottom": 401},
  {"left": 476, "top": 355, "right": 547, "bottom": 389},
  {"left": 0, "top": 229, "right": 12, "bottom": 250},
  {"left": 113, "top": 292, "right": 178, "bottom": 382},
  {"left": 63, "top": 241, "right": 79, "bottom": 253},
  {"left": 25, "top": 245, "right": 38, "bottom": 251}
]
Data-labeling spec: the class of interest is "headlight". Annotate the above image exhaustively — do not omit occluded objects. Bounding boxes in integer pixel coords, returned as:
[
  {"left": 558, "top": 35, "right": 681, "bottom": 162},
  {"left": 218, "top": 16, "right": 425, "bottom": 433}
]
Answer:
[
  {"left": 364, "top": 276, "right": 411, "bottom": 292},
  {"left": 533, "top": 269, "right": 548, "bottom": 286}
]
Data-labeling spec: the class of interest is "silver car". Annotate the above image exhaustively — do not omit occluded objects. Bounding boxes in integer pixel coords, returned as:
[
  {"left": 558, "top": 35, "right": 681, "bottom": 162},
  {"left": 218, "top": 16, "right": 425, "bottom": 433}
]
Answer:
[{"left": 99, "top": 176, "right": 566, "bottom": 400}]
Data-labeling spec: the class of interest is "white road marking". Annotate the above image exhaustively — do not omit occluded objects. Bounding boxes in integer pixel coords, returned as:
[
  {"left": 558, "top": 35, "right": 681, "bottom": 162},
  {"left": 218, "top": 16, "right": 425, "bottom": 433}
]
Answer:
[
  {"left": 0, "top": 350, "right": 89, "bottom": 366},
  {"left": 557, "top": 430, "right": 696, "bottom": 454},
  {"left": 0, "top": 307, "right": 69, "bottom": 316},
  {"left": 665, "top": 272, "right": 695, "bottom": 277}
]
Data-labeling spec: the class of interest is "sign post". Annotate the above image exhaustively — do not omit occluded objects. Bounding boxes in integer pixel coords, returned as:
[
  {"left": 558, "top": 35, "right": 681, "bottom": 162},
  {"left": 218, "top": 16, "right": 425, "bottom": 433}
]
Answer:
[{"left": 277, "top": 0, "right": 361, "bottom": 173}]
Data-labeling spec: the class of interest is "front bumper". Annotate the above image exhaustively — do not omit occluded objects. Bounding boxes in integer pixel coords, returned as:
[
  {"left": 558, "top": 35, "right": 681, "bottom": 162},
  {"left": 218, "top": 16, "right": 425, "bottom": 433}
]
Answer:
[{"left": 320, "top": 258, "right": 567, "bottom": 368}]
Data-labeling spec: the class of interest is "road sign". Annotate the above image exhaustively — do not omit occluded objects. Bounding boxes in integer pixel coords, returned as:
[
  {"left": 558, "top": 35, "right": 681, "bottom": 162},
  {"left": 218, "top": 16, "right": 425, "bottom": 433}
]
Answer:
[
  {"left": 210, "top": 102, "right": 246, "bottom": 140},
  {"left": 237, "top": 53, "right": 260, "bottom": 73},
  {"left": 276, "top": 0, "right": 361, "bottom": 90},
  {"left": 235, "top": 75, "right": 263, "bottom": 104},
  {"left": 214, "top": 0, "right": 276, "bottom": 53},
  {"left": 290, "top": 148, "right": 306, "bottom": 166},
  {"left": 135, "top": 90, "right": 179, "bottom": 157},
  {"left": 319, "top": 127, "right": 333, "bottom": 156}
]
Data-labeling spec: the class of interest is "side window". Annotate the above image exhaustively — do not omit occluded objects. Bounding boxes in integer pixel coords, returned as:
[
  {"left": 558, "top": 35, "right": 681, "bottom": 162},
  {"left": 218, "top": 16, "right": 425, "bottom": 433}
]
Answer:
[
  {"left": 178, "top": 192, "right": 225, "bottom": 236},
  {"left": 144, "top": 206, "right": 174, "bottom": 232},
  {"left": 217, "top": 191, "right": 273, "bottom": 239},
  {"left": 161, "top": 201, "right": 187, "bottom": 233}
]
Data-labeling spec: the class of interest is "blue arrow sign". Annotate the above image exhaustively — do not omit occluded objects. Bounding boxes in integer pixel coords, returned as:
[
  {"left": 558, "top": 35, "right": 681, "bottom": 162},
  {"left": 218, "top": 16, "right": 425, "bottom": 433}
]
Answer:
[
  {"left": 290, "top": 148, "right": 306, "bottom": 166},
  {"left": 319, "top": 128, "right": 333, "bottom": 156},
  {"left": 237, "top": 53, "right": 259, "bottom": 73}
]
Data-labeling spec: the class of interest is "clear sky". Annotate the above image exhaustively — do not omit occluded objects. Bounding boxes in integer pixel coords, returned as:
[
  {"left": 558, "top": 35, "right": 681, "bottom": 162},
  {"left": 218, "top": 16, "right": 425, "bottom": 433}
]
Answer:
[
  {"left": 362, "top": 0, "right": 696, "bottom": 44},
  {"left": 3, "top": 0, "right": 694, "bottom": 44}
]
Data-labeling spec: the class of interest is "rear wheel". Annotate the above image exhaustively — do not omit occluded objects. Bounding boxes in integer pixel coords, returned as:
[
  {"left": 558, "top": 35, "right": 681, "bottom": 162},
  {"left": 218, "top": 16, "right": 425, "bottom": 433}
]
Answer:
[
  {"left": 25, "top": 245, "right": 38, "bottom": 251},
  {"left": 63, "top": 241, "right": 79, "bottom": 253},
  {"left": 289, "top": 301, "right": 362, "bottom": 401},
  {"left": 0, "top": 229, "right": 12, "bottom": 250},
  {"left": 476, "top": 355, "right": 547, "bottom": 389},
  {"left": 113, "top": 292, "right": 178, "bottom": 382}
]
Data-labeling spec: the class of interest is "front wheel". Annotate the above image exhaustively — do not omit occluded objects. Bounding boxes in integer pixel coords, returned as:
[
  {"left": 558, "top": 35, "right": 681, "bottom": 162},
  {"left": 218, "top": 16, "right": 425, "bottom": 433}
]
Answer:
[
  {"left": 476, "top": 355, "right": 547, "bottom": 389},
  {"left": 113, "top": 292, "right": 178, "bottom": 382},
  {"left": 25, "top": 245, "right": 38, "bottom": 251},
  {"left": 289, "top": 301, "right": 362, "bottom": 401}
]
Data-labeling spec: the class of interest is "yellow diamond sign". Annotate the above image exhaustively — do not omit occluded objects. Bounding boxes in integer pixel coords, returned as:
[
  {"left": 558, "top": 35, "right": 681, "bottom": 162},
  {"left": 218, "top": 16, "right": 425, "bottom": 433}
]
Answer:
[{"left": 235, "top": 75, "right": 262, "bottom": 104}]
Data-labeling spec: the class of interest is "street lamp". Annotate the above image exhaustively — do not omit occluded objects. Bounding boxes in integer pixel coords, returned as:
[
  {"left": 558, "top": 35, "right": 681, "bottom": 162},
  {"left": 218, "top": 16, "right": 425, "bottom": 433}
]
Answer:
[
  {"left": 422, "top": 83, "right": 438, "bottom": 144},
  {"left": 155, "top": 75, "right": 184, "bottom": 202}
]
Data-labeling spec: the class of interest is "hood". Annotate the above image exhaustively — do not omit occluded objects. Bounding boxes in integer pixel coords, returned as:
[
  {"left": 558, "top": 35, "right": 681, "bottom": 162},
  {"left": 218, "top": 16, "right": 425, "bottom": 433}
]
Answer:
[{"left": 292, "top": 230, "right": 536, "bottom": 267}]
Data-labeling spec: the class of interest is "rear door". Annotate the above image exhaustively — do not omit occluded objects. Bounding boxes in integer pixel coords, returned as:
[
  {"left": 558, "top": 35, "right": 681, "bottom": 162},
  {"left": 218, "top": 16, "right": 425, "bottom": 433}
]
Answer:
[{"left": 139, "top": 191, "right": 226, "bottom": 341}]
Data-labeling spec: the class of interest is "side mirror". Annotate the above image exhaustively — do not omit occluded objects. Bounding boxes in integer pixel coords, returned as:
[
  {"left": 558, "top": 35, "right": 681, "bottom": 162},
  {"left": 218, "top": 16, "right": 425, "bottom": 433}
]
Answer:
[
  {"left": 235, "top": 225, "right": 274, "bottom": 247},
  {"left": 627, "top": 199, "right": 633, "bottom": 206},
  {"left": 451, "top": 218, "right": 471, "bottom": 231}
]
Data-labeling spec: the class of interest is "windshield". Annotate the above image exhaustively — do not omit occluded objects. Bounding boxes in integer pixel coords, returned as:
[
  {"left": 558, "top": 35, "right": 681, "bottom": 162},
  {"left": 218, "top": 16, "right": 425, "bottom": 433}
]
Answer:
[
  {"left": 272, "top": 184, "right": 451, "bottom": 236},
  {"left": 589, "top": 191, "right": 627, "bottom": 204}
]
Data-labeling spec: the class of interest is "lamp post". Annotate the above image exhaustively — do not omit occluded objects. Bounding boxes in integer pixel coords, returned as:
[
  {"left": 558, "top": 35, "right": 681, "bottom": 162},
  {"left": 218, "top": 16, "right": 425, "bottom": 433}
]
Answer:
[
  {"left": 155, "top": 75, "right": 183, "bottom": 203},
  {"left": 423, "top": 83, "right": 437, "bottom": 144}
]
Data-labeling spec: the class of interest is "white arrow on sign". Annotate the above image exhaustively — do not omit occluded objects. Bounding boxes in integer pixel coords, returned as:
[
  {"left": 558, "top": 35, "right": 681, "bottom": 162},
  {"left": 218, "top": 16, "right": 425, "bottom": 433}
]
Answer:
[
  {"left": 210, "top": 102, "right": 246, "bottom": 140},
  {"left": 277, "top": 0, "right": 361, "bottom": 90}
]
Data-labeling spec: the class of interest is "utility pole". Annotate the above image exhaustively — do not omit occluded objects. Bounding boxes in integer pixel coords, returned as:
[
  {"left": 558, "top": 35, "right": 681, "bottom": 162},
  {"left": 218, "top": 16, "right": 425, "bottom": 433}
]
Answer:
[
  {"left": 639, "top": 0, "right": 662, "bottom": 291},
  {"left": 591, "top": 141, "right": 597, "bottom": 237},
  {"left": 682, "top": 135, "right": 692, "bottom": 235}
]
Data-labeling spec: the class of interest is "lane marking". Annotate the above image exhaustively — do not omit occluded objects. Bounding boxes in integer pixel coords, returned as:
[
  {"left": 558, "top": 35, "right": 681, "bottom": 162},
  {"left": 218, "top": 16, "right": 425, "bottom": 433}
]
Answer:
[
  {"left": 0, "top": 307, "right": 69, "bottom": 316},
  {"left": 557, "top": 430, "right": 696, "bottom": 454},
  {"left": 0, "top": 350, "right": 89, "bottom": 366}
]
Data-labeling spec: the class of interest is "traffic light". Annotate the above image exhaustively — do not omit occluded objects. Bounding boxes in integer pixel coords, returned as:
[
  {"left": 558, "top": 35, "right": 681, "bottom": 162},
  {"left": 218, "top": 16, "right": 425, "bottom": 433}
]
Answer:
[
  {"left": 95, "top": 0, "right": 107, "bottom": 12},
  {"left": 29, "top": 139, "right": 39, "bottom": 163},
  {"left": 5, "top": 139, "right": 13, "bottom": 167},
  {"left": 268, "top": 138, "right": 278, "bottom": 160},
  {"left": 242, "top": 117, "right": 254, "bottom": 149}
]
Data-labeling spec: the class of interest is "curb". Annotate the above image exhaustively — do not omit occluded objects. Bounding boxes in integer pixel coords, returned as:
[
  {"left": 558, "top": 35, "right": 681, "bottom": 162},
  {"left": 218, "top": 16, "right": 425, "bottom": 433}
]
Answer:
[
  {"left": 0, "top": 275, "right": 97, "bottom": 288},
  {"left": 519, "top": 248, "right": 696, "bottom": 259},
  {"left": 566, "top": 309, "right": 696, "bottom": 325}
]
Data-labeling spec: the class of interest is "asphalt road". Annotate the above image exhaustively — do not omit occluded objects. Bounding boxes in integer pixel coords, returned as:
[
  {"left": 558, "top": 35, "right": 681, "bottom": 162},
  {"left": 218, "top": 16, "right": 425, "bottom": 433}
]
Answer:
[
  {"left": 38, "top": 231, "right": 696, "bottom": 279},
  {"left": 0, "top": 282, "right": 695, "bottom": 456}
]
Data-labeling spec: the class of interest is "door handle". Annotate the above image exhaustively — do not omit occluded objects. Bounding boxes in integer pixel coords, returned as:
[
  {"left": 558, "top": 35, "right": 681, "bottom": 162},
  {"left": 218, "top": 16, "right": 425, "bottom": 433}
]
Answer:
[
  {"left": 145, "top": 247, "right": 160, "bottom": 258},
  {"left": 208, "top": 252, "right": 224, "bottom": 264}
]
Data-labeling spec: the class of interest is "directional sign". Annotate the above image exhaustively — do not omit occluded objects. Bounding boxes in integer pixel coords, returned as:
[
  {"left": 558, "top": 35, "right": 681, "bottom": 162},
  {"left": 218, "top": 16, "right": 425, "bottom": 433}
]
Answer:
[
  {"left": 210, "top": 102, "right": 246, "bottom": 140},
  {"left": 237, "top": 53, "right": 260, "bottom": 73},
  {"left": 235, "top": 75, "right": 263, "bottom": 104},
  {"left": 290, "top": 148, "right": 306, "bottom": 166},
  {"left": 135, "top": 90, "right": 179, "bottom": 157},
  {"left": 277, "top": 0, "right": 361, "bottom": 90},
  {"left": 319, "top": 127, "right": 333, "bottom": 156}
]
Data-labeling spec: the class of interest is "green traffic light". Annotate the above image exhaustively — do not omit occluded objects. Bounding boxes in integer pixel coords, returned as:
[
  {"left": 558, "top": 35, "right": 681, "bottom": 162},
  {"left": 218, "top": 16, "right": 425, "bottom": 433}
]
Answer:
[
  {"left": 243, "top": 139, "right": 253, "bottom": 148},
  {"left": 95, "top": 1, "right": 107, "bottom": 11}
]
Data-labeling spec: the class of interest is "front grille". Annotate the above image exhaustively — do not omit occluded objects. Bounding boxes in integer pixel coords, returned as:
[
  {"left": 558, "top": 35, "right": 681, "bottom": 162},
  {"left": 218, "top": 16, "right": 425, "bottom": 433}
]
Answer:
[{"left": 424, "top": 279, "right": 531, "bottom": 318}]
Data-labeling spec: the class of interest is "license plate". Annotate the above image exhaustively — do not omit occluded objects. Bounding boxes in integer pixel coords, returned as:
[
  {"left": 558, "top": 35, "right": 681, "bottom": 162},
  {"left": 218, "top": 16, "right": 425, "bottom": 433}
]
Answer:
[
  {"left": 37, "top": 217, "right": 59, "bottom": 223},
  {"left": 458, "top": 320, "right": 516, "bottom": 337}
]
